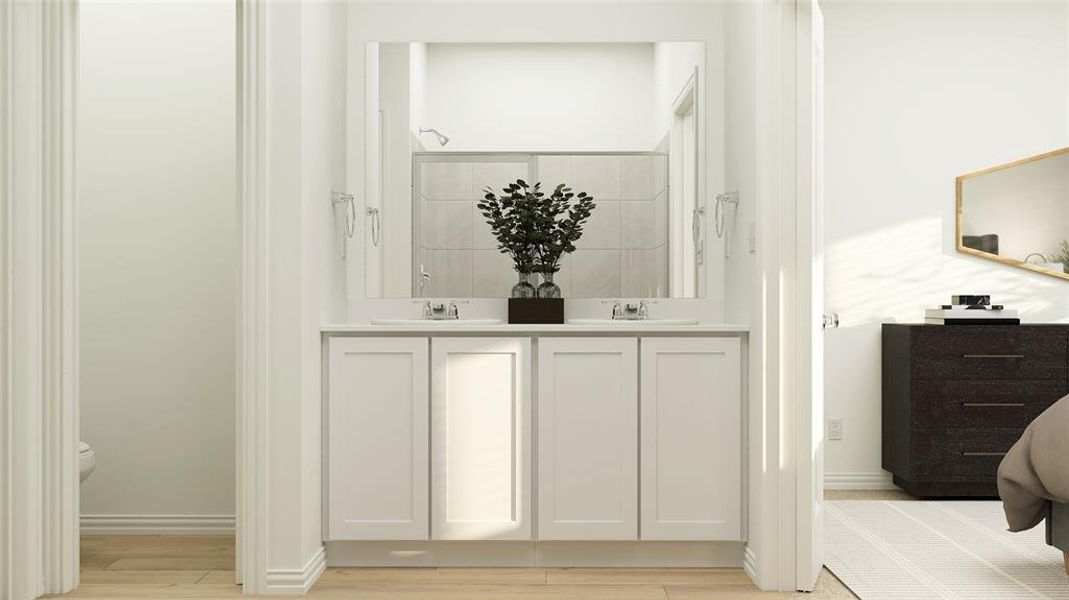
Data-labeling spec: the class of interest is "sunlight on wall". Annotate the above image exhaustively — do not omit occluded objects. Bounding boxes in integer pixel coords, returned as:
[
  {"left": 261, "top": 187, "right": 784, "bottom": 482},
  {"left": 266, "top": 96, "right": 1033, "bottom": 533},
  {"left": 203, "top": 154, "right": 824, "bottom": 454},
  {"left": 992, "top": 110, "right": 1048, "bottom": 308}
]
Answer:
[{"left": 826, "top": 217, "right": 1068, "bottom": 328}]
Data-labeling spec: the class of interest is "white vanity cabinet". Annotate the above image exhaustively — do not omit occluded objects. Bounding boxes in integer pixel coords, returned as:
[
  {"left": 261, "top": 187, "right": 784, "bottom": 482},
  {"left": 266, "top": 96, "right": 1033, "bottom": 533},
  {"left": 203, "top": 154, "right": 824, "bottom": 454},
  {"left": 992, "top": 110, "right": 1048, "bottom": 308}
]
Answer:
[
  {"left": 537, "top": 338, "right": 639, "bottom": 540},
  {"left": 326, "top": 337, "right": 429, "bottom": 540},
  {"left": 324, "top": 329, "right": 744, "bottom": 548},
  {"left": 640, "top": 337, "right": 742, "bottom": 540},
  {"left": 431, "top": 338, "right": 532, "bottom": 540}
]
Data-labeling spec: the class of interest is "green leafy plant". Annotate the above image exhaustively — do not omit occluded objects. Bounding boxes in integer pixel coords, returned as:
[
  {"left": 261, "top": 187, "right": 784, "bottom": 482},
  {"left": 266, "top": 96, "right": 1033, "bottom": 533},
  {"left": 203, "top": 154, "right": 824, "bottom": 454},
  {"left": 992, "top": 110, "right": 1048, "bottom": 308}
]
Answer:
[
  {"left": 1050, "top": 240, "right": 1069, "bottom": 274},
  {"left": 477, "top": 179, "right": 596, "bottom": 275}
]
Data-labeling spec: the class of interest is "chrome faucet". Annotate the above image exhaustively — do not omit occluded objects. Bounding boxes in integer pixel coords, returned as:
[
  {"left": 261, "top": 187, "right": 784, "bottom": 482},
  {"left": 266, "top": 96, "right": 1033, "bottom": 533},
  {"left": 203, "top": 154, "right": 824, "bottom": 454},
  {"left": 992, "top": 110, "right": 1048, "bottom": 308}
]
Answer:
[
  {"left": 415, "top": 299, "right": 465, "bottom": 320},
  {"left": 604, "top": 299, "right": 656, "bottom": 320}
]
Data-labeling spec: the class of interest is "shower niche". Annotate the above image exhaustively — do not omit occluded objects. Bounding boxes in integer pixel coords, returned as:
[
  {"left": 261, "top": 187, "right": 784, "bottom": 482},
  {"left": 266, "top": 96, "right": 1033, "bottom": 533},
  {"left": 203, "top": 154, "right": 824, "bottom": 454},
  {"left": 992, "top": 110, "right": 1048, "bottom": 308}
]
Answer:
[{"left": 356, "top": 41, "right": 735, "bottom": 299}]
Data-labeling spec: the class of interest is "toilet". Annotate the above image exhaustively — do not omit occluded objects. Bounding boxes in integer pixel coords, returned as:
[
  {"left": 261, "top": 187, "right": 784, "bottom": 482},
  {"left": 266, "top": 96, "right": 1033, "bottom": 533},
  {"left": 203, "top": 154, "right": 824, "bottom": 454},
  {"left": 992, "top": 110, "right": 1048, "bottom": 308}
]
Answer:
[{"left": 79, "top": 442, "right": 95, "bottom": 483}]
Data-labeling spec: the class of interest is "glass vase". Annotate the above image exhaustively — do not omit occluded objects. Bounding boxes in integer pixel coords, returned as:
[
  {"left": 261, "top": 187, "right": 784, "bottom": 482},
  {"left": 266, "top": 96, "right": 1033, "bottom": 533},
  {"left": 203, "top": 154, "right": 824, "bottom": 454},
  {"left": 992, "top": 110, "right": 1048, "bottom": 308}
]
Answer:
[
  {"left": 536, "top": 271, "right": 562, "bottom": 299},
  {"left": 511, "top": 272, "right": 536, "bottom": 298}
]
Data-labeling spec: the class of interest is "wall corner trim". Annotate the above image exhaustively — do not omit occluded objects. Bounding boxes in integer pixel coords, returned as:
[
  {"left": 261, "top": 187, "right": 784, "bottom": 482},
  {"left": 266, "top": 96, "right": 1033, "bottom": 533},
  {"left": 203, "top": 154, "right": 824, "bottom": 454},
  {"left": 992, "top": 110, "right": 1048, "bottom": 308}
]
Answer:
[
  {"left": 743, "top": 546, "right": 758, "bottom": 584},
  {"left": 264, "top": 546, "right": 327, "bottom": 595}
]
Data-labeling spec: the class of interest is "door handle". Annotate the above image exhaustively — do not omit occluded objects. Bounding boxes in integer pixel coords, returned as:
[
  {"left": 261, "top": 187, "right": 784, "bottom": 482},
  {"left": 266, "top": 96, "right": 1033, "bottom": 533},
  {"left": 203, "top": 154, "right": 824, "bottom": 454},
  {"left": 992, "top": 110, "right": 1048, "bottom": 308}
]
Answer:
[{"left": 822, "top": 313, "right": 840, "bottom": 330}]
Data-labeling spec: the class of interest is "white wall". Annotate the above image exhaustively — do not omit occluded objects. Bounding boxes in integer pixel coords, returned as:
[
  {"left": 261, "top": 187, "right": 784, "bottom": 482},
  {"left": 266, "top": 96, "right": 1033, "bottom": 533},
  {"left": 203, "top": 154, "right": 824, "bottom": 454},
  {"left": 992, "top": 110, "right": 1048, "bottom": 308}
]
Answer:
[
  {"left": 257, "top": 0, "right": 350, "bottom": 578},
  {"left": 78, "top": 0, "right": 236, "bottom": 525},
  {"left": 823, "top": 1, "right": 1069, "bottom": 488},
  {"left": 423, "top": 43, "right": 656, "bottom": 151},
  {"left": 722, "top": 1, "right": 760, "bottom": 325},
  {"left": 653, "top": 42, "right": 706, "bottom": 144}
]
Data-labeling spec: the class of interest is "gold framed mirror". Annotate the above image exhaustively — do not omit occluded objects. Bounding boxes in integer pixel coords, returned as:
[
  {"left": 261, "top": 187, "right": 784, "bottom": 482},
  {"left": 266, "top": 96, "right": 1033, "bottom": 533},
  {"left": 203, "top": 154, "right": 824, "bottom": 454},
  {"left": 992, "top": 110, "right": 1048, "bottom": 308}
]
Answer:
[{"left": 956, "top": 147, "right": 1069, "bottom": 281}]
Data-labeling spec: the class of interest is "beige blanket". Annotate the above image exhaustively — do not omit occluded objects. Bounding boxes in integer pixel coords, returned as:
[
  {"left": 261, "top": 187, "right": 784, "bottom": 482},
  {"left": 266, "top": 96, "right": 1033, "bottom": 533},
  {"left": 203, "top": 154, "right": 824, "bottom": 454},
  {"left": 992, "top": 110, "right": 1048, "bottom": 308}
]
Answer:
[{"left": 998, "top": 395, "right": 1069, "bottom": 532}]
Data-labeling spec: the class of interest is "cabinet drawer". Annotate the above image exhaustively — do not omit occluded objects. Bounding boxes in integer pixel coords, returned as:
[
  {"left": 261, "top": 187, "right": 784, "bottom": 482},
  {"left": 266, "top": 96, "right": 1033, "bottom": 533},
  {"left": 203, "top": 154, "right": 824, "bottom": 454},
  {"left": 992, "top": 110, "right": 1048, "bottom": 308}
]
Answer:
[
  {"left": 910, "top": 327, "right": 1067, "bottom": 379},
  {"left": 912, "top": 427, "right": 1021, "bottom": 479},
  {"left": 912, "top": 379, "right": 1067, "bottom": 429}
]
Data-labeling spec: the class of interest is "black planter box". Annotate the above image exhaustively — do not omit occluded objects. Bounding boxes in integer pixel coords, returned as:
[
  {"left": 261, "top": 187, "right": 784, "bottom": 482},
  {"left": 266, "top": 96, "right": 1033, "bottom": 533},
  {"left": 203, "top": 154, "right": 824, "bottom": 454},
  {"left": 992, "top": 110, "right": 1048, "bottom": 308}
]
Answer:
[{"left": 508, "top": 298, "right": 564, "bottom": 324}]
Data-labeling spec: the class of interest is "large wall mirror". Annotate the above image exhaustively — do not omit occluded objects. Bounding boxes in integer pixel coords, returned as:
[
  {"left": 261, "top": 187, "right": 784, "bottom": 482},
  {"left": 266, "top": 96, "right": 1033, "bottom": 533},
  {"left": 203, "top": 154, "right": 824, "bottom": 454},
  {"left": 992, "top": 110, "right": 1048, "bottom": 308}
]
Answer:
[
  {"left": 957, "top": 147, "right": 1069, "bottom": 281},
  {"left": 360, "top": 41, "right": 733, "bottom": 299}
]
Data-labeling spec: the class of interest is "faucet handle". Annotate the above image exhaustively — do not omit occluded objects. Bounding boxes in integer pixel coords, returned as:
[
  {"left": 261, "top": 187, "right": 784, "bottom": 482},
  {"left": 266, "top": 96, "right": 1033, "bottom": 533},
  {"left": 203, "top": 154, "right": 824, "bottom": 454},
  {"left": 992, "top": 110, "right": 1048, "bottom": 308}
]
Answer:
[
  {"left": 639, "top": 299, "right": 657, "bottom": 318},
  {"left": 445, "top": 299, "right": 468, "bottom": 319},
  {"left": 601, "top": 299, "right": 623, "bottom": 319}
]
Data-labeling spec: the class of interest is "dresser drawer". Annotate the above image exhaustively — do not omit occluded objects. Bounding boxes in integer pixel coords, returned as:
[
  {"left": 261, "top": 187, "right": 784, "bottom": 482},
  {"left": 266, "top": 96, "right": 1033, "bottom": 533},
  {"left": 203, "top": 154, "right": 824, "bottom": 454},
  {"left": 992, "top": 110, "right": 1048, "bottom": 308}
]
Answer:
[
  {"left": 911, "top": 427, "right": 1021, "bottom": 479},
  {"left": 912, "top": 379, "right": 1067, "bottom": 429},
  {"left": 910, "top": 328, "right": 1067, "bottom": 380}
]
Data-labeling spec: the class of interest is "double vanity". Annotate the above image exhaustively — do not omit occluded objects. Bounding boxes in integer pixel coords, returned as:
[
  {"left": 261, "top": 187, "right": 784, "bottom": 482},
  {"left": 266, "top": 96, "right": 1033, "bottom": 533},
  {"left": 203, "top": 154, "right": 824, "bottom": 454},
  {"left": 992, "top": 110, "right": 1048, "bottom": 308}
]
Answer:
[{"left": 321, "top": 317, "right": 749, "bottom": 567}]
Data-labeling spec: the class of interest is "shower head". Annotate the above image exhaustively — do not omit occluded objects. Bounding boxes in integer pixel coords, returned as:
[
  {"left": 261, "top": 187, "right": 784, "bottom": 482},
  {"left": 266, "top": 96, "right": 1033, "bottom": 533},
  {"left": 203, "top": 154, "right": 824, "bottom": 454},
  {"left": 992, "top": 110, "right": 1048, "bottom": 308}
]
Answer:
[{"left": 419, "top": 127, "right": 450, "bottom": 147}]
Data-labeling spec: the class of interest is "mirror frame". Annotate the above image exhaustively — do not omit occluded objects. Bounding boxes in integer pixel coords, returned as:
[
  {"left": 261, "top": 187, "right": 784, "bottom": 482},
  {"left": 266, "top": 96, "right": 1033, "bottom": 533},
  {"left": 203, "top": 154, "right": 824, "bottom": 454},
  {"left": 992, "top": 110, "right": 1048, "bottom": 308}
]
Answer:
[{"left": 955, "top": 146, "right": 1069, "bottom": 282}]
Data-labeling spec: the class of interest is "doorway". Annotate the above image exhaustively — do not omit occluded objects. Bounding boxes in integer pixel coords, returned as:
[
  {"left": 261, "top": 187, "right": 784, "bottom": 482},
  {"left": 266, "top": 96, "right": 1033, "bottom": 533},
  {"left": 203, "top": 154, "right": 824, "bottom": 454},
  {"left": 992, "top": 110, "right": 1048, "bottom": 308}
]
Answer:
[{"left": 75, "top": 0, "right": 238, "bottom": 587}]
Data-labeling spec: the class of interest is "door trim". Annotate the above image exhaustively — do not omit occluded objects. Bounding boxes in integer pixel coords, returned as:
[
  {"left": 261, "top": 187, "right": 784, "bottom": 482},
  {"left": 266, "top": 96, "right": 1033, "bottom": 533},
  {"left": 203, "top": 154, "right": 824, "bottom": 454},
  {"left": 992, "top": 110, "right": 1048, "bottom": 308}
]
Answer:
[{"left": 1, "top": 1, "right": 80, "bottom": 597}]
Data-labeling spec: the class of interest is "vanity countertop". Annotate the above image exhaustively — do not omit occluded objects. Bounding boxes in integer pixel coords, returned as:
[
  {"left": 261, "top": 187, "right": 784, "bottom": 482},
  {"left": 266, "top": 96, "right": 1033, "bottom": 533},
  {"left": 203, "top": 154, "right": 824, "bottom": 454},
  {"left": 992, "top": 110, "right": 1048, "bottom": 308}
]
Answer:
[{"left": 321, "top": 323, "right": 750, "bottom": 334}]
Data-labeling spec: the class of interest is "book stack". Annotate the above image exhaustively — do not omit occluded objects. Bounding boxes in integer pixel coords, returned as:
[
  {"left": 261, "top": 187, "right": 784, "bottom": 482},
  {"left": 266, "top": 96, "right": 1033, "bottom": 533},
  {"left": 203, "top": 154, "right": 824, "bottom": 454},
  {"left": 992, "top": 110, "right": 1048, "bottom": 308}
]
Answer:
[{"left": 924, "top": 295, "right": 1020, "bottom": 325}]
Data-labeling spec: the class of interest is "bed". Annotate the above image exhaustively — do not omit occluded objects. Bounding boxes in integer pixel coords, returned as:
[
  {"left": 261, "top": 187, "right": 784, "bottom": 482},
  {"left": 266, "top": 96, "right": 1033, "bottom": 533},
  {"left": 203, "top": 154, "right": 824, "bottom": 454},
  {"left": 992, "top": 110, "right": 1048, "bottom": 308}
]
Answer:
[
  {"left": 1050, "top": 502, "right": 1069, "bottom": 574},
  {"left": 998, "top": 395, "right": 1069, "bottom": 574}
]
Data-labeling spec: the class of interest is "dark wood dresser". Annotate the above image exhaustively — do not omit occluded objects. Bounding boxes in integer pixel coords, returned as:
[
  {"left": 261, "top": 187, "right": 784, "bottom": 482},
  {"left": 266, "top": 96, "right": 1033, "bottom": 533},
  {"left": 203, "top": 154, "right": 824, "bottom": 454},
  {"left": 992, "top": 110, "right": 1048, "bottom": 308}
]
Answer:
[{"left": 882, "top": 324, "right": 1069, "bottom": 498}]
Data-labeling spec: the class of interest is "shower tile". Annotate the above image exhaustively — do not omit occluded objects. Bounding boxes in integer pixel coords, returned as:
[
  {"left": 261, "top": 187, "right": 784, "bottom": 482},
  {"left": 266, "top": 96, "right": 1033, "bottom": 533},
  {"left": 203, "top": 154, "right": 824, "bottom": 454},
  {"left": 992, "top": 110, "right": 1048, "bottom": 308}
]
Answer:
[
  {"left": 472, "top": 201, "right": 501, "bottom": 250},
  {"left": 474, "top": 162, "right": 528, "bottom": 198},
  {"left": 570, "top": 250, "right": 622, "bottom": 298},
  {"left": 576, "top": 200, "right": 620, "bottom": 250},
  {"left": 651, "top": 155, "right": 668, "bottom": 196},
  {"left": 420, "top": 162, "right": 473, "bottom": 201},
  {"left": 570, "top": 155, "right": 621, "bottom": 200},
  {"left": 654, "top": 190, "right": 668, "bottom": 247},
  {"left": 654, "top": 244, "right": 668, "bottom": 295},
  {"left": 555, "top": 256, "right": 574, "bottom": 298},
  {"left": 421, "top": 249, "right": 473, "bottom": 298},
  {"left": 472, "top": 250, "right": 516, "bottom": 298},
  {"left": 536, "top": 155, "right": 571, "bottom": 190},
  {"left": 621, "top": 200, "right": 657, "bottom": 250},
  {"left": 422, "top": 201, "right": 473, "bottom": 249},
  {"left": 622, "top": 248, "right": 664, "bottom": 297},
  {"left": 620, "top": 155, "right": 662, "bottom": 200}
]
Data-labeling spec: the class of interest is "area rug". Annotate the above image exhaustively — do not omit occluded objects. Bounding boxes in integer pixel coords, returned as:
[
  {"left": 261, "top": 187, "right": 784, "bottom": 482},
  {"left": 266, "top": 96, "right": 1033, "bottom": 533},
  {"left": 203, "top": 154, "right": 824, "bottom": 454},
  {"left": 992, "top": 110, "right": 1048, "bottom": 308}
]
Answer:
[{"left": 825, "top": 500, "right": 1069, "bottom": 599}]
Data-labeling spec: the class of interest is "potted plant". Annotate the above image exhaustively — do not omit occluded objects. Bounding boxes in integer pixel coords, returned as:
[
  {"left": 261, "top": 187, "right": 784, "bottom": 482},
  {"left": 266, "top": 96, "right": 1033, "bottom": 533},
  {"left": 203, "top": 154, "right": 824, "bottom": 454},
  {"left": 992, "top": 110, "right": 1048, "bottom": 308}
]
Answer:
[
  {"left": 528, "top": 183, "right": 596, "bottom": 298},
  {"left": 477, "top": 179, "right": 596, "bottom": 298}
]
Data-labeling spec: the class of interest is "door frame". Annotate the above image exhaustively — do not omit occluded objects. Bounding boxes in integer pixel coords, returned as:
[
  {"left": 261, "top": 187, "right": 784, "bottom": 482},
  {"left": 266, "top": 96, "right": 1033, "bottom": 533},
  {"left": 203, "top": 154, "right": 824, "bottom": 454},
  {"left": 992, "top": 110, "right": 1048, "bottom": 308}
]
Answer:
[
  {"left": 668, "top": 68, "right": 700, "bottom": 297},
  {"left": 236, "top": 0, "right": 268, "bottom": 592},
  {"left": 746, "top": 0, "right": 824, "bottom": 592},
  {"left": 5, "top": 0, "right": 825, "bottom": 596},
  {"left": 1, "top": 1, "right": 81, "bottom": 597}
]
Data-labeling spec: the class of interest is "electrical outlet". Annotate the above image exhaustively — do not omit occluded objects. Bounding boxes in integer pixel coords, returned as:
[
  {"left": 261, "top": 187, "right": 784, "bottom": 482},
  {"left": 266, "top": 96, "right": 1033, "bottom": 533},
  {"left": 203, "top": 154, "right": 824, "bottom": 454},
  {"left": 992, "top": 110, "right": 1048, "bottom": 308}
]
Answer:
[{"left": 828, "top": 418, "right": 843, "bottom": 441}]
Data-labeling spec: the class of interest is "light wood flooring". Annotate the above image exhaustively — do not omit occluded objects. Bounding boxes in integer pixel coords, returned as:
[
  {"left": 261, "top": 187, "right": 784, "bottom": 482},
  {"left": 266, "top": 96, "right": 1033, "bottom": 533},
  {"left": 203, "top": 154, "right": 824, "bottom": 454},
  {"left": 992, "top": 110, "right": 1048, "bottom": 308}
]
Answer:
[
  {"left": 51, "top": 489, "right": 899, "bottom": 599},
  {"left": 50, "top": 535, "right": 859, "bottom": 599}
]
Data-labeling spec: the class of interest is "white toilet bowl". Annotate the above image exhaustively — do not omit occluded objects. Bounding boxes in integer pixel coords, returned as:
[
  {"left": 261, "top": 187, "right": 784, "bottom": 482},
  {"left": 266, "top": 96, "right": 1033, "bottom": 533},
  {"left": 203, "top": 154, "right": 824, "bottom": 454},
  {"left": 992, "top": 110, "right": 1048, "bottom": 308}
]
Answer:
[{"left": 79, "top": 442, "right": 95, "bottom": 483}]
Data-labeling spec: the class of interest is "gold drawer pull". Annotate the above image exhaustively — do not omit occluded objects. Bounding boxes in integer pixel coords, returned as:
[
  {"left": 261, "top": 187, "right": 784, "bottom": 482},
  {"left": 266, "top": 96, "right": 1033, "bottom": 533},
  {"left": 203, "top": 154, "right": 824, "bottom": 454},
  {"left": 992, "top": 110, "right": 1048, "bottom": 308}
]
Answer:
[
  {"left": 961, "top": 402, "right": 1026, "bottom": 408},
  {"left": 962, "top": 354, "right": 1025, "bottom": 359},
  {"left": 961, "top": 451, "right": 1007, "bottom": 457}
]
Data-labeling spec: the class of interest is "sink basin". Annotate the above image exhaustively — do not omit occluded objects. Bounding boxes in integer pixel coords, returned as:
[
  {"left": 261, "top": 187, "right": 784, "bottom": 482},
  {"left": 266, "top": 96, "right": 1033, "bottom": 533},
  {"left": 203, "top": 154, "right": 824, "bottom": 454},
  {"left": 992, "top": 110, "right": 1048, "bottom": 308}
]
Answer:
[
  {"left": 566, "top": 318, "right": 700, "bottom": 326},
  {"left": 370, "top": 318, "right": 504, "bottom": 326}
]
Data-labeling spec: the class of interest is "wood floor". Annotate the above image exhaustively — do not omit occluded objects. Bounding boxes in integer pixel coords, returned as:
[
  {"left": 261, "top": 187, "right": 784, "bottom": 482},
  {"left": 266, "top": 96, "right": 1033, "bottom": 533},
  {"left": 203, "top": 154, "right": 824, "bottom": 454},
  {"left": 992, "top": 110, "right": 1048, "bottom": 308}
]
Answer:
[{"left": 50, "top": 535, "right": 858, "bottom": 599}]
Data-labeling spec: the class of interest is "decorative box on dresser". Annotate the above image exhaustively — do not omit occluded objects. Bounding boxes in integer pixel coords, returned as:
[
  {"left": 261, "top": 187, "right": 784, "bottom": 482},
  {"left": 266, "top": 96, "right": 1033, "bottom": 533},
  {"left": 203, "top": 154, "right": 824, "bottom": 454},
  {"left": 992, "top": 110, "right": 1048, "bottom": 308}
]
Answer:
[{"left": 882, "top": 324, "right": 1069, "bottom": 498}]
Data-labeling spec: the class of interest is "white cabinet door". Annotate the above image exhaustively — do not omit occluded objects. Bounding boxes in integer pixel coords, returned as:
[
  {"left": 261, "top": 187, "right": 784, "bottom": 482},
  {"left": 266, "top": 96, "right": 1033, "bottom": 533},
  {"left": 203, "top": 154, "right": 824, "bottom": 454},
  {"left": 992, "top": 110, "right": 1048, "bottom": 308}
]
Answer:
[
  {"left": 327, "top": 337, "right": 429, "bottom": 540},
  {"left": 537, "top": 337, "right": 638, "bottom": 540},
  {"left": 432, "top": 337, "right": 532, "bottom": 540},
  {"left": 640, "top": 337, "right": 741, "bottom": 540}
]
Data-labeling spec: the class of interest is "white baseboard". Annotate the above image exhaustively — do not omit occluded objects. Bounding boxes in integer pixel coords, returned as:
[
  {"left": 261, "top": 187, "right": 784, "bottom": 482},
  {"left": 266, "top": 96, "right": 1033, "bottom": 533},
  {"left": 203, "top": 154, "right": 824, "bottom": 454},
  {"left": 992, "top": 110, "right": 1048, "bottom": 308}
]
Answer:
[
  {"left": 266, "top": 546, "right": 326, "bottom": 594},
  {"left": 80, "top": 514, "right": 235, "bottom": 535},
  {"left": 325, "top": 541, "right": 744, "bottom": 568},
  {"left": 824, "top": 471, "right": 898, "bottom": 490}
]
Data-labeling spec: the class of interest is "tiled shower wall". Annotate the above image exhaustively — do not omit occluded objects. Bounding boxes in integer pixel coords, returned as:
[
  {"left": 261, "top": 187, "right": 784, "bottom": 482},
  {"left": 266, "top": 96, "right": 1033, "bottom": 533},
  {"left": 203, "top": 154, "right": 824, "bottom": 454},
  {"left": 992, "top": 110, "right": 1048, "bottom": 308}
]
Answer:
[{"left": 418, "top": 153, "right": 668, "bottom": 298}]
